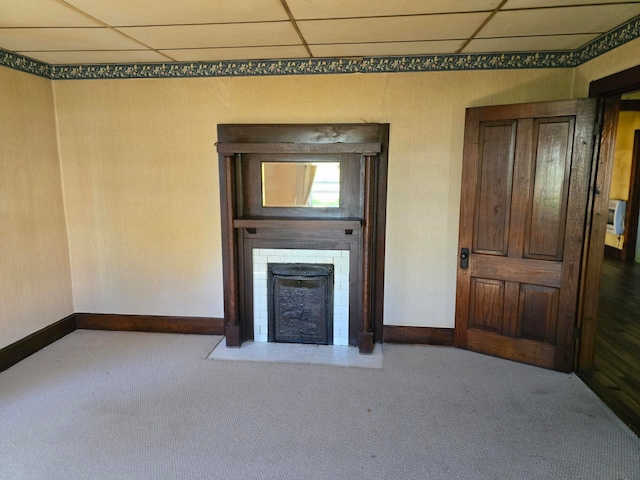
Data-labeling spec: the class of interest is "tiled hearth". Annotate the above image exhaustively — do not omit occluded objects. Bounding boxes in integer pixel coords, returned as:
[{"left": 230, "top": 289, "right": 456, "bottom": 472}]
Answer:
[
  {"left": 252, "top": 248, "right": 350, "bottom": 345},
  {"left": 208, "top": 339, "right": 382, "bottom": 369}
]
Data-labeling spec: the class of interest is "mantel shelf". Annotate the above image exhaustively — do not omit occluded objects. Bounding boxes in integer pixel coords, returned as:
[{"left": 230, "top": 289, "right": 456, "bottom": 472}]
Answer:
[
  {"left": 233, "top": 218, "right": 362, "bottom": 230},
  {"left": 217, "top": 142, "right": 381, "bottom": 155}
]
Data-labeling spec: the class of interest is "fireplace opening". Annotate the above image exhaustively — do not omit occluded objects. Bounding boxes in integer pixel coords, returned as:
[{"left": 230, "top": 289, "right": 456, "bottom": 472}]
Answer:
[{"left": 268, "top": 263, "right": 334, "bottom": 345}]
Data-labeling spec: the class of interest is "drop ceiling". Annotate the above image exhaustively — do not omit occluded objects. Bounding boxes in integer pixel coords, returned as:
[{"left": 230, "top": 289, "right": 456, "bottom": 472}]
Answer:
[{"left": 0, "top": 0, "right": 639, "bottom": 66}]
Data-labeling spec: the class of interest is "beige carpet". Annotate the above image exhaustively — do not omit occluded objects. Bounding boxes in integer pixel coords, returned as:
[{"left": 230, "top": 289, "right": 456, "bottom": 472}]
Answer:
[{"left": 0, "top": 330, "right": 638, "bottom": 480}]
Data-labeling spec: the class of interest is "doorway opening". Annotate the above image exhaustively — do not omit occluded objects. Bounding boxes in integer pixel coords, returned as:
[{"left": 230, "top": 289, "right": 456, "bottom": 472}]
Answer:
[{"left": 578, "top": 66, "right": 640, "bottom": 436}]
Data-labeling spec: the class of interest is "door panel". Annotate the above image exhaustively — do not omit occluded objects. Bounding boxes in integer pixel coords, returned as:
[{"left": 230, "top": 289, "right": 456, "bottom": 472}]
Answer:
[
  {"left": 469, "top": 278, "right": 505, "bottom": 334},
  {"left": 517, "top": 284, "right": 559, "bottom": 344},
  {"left": 524, "top": 118, "right": 574, "bottom": 261},
  {"left": 473, "top": 121, "right": 516, "bottom": 255},
  {"left": 456, "top": 99, "right": 597, "bottom": 371}
]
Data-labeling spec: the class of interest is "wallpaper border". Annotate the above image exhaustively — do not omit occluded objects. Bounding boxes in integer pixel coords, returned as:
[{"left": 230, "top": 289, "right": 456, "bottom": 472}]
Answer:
[{"left": 1, "top": 15, "right": 638, "bottom": 80}]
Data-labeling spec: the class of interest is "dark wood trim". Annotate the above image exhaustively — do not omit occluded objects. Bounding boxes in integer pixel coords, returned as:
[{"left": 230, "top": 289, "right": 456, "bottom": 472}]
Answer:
[
  {"left": 75, "top": 313, "right": 224, "bottom": 335},
  {"left": 0, "top": 313, "right": 224, "bottom": 372},
  {"left": 604, "top": 244, "right": 623, "bottom": 259},
  {"left": 623, "top": 130, "right": 640, "bottom": 263},
  {"left": 217, "top": 142, "right": 381, "bottom": 155},
  {"left": 217, "top": 124, "right": 390, "bottom": 352},
  {"left": 555, "top": 99, "right": 599, "bottom": 372},
  {"left": 234, "top": 218, "right": 362, "bottom": 230},
  {"left": 221, "top": 153, "right": 241, "bottom": 346},
  {"left": 373, "top": 124, "right": 390, "bottom": 344},
  {"left": 620, "top": 100, "right": 640, "bottom": 112},
  {"left": 578, "top": 63, "right": 640, "bottom": 373},
  {"left": 359, "top": 154, "right": 375, "bottom": 354},
  {"left": 383, "top": 326, "right": 455, "bottom": 346},
  {"left": 241, "top": 152, "right": 362, "bottom": 219},
  {"left": 0, "top": 314, "right": 76, "bottom": 372},
  {"left": 578, "top": 97, "right": 621, "bottom": 373},
  {"left": 589, "top": 64, "right": 640, "bottom": 97}
]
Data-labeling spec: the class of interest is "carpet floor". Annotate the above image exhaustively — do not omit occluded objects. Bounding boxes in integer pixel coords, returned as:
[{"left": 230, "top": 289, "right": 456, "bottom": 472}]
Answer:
[{"left": 0, "top": 330, "right": 638, "bottom": 480}]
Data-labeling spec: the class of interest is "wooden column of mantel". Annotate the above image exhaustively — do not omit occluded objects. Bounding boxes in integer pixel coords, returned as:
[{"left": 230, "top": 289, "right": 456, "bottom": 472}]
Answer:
[
  {"left": 222, "top": 154, "right": 242, "bottom": 347},
  {"left": 359, "top": 154, "right": 376, "bottom": 354}
]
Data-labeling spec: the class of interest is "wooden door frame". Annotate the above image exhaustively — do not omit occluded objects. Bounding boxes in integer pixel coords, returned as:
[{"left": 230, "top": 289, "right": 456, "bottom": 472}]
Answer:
[
  {"left": 622, "top": 129, "right": 640, "bottom": 263},
  {"left": 577, "top": 64, "right": 640, "bottom": 373}
]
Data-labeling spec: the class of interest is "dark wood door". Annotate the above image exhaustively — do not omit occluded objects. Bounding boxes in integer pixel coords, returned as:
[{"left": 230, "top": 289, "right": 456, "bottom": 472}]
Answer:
[{"left": 455, "top": 99, "right": 597, "bottom": 371}]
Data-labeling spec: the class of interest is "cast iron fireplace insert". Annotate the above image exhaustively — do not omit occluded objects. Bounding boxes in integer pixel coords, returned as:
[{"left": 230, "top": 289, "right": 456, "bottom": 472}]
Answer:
[{"left": 268, "top": 263, "right": 334, "bottom": 345}]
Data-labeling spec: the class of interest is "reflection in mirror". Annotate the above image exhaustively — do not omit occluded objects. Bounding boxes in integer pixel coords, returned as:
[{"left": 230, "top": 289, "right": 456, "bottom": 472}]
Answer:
[{"left": 262, "top": 162, "right": 340, "bottom": 207}]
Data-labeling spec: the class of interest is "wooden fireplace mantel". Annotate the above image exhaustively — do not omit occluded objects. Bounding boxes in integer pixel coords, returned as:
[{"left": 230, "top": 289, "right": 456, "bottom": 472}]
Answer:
[
  {"left": 216, "top": 142, "right": 381, "bottom": 155},
  {"left": 233, "top": 218, "right": 362, "bottom": 231},
  {"left": 216, "top": 124, "right": 389, "bottom": 354}
]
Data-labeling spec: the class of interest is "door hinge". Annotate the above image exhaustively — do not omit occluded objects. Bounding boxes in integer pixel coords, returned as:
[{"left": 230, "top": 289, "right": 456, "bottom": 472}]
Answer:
[{"left": 574, "top": 326, "right": 582, "bottom": 339}]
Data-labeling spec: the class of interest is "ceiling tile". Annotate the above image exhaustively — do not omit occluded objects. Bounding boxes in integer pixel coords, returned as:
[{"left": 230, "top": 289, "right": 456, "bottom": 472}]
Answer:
[
  {"left": 0, "top": 0, "right": 99, "bottom": 27},
  {"left": 310, "top": 40, "right": 464, "bottom": 58},
  {"left": 503, "top": 0, "right": 640, "bottom": 9},
  {"left": 64, "top": 0, "right": 289, "bottom": 25},
  {"left": 287, "top": 0, "right": 501, "bottom": 19},
  {"left": 163, "top": 46, "right": 310, "bottom": 62},
  {"left": 17, "top": 49, "right": 171, "bottom": 65},
  {"left": 0, "top": 28, "right": 145, "bottom": 51},
  {"left": 463, "top": 34, "right": 600, "bottom": 53},
  {"left": 299, "top": 13, "right": 488, "bottom": 44},
  {"left": 119, "top": 23, "right": 301, "bottom": 50},
  {"left": 479, "top": 4, "right": 640, "bottom": 38}
]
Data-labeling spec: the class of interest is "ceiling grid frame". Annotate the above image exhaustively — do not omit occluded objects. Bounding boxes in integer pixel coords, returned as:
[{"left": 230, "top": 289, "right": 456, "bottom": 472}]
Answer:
[{"left": 0, "top": 0, "right": 638, "bottom": 78}]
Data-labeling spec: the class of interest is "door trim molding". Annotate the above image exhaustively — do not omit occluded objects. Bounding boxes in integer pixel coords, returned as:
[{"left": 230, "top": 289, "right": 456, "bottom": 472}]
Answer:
[{"left": 578, "top": 64, "right": 640, "bottom": 373}]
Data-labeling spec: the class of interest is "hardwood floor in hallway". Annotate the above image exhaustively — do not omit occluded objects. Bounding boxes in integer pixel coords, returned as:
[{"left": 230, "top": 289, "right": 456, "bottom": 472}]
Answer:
[{"left": 581, "top": 256, "right": 640, "bottom": 436}]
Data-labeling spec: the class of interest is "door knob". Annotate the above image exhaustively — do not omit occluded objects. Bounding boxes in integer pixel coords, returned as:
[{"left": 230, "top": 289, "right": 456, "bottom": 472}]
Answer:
[{"left": 460, "top": 248, "right": 469, "bottom": 269}]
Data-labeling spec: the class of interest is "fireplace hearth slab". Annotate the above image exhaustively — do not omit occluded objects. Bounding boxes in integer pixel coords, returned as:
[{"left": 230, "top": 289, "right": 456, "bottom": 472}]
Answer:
[{"left": 207, "top": 340, "right": 382, "bottom": 369}]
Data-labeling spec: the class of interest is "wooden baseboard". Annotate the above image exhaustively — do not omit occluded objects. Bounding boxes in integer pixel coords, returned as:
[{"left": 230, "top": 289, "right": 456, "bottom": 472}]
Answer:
[
  {"left": 0, "top": 314, "right": 77, "bottom": 373},
  {"left": 383, "top": 326, "right": 454, "bottom": 346},
  {"left": 75, "top": 313, "right": 224, "bottom": 335},
  {"left": 604, "top": 244, "right": 623, "bottom": 259}
]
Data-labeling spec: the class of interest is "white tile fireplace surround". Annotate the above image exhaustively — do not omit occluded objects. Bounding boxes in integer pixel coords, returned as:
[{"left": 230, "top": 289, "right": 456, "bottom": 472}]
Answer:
[{"left": 252, "top": 248, "right": 350, "bottom": 345}]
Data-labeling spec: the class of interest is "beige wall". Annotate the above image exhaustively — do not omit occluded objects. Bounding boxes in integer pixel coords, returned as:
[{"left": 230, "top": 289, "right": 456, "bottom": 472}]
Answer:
[
  {"left": 0, "top": 67, "right": 73, "bottom": 349},
  {"left": 572, "top": 37, "right": 640, "bottom": 96},
  {"left": 2, "top": 37, "right": 637, "bottom": 347},
  {"left": 54, "top": 69, "right": 575, "bottom": 326}
]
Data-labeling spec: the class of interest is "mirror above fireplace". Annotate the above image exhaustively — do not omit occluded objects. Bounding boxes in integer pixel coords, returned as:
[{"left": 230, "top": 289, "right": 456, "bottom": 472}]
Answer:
[{"left": 261, "top": 161, "right": 340, "bottom": 208}]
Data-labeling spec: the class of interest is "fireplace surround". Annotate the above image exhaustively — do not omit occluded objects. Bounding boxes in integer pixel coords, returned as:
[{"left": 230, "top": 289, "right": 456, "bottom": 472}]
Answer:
[
  {"left": 217, "top": 124, "right": 389, "bottom": 353},
  {"left": 254, "top": 248, "right": 350, "bottom": 345}
]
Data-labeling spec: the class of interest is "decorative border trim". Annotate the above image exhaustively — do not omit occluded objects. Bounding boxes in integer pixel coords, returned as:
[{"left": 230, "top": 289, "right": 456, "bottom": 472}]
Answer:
[
  {"left": 0, "top": 314, "right": 76, "bottom": 372},
  {"left": 1, "top": 15, "right": 639, "bottom": 80},
  {"left": 573, "top": 14, "right": 640, "bottom": 65},
  {"left": 383, "top": 326, "right": 454, "bottom": 346},
  {"left": 0, "top": 49, "right": 51, "bottom": 78}
]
